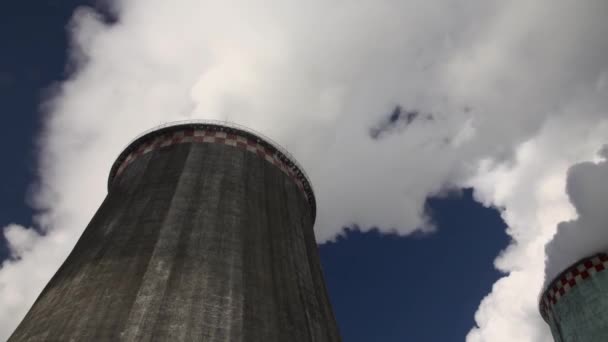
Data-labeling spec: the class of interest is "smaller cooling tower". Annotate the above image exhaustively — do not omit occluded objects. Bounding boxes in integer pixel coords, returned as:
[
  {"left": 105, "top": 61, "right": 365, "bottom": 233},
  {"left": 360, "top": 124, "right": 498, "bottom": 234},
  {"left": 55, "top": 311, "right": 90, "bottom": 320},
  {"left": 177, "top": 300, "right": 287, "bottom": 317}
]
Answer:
[{"left": 540, "top": 253, "right": 608, "bottom": 341}]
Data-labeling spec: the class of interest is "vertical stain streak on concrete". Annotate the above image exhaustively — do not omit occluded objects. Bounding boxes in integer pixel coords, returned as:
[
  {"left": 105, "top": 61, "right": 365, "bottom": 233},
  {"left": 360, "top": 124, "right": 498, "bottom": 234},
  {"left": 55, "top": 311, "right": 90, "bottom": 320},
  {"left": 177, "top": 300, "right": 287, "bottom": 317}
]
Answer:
[{"left": 121, "top": 144, "right": 193, "bottom": 340}]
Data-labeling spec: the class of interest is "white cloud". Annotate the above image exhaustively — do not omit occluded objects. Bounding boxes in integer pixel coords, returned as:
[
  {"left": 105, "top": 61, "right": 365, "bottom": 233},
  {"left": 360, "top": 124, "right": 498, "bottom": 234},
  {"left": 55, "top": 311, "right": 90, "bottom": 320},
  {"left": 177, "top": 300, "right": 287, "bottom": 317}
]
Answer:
[
  {"left": 2, "top": 225, "right": 40, "bottom": 259},
  {"left": 0, "top": 224, "right": 73, "bottom": 337},
  {"left": 545, "top": 146, "right": 608, "bottom": 285},
  {"left": 2, "top": 0, "right": 608, "bottom": 340},
  {"left": 466, "top": 116, "right": 608, "bottom": 341}
]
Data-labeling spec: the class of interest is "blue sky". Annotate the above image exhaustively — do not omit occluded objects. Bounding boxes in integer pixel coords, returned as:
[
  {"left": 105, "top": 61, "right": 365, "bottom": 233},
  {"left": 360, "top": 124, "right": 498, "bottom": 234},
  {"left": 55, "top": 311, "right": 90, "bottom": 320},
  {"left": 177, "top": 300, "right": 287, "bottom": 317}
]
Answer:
[
  {"left": 0, "top": 2, "right": 510, "bottom": 340},
  {"left": 320, "top": 191, "right": 508, "bottom": 341},
  {"left": 0, "top": 0, "right": 75, "bottom": 258},
  {"left": 1, "top": 1, "right": 607, "bottom": 341}
]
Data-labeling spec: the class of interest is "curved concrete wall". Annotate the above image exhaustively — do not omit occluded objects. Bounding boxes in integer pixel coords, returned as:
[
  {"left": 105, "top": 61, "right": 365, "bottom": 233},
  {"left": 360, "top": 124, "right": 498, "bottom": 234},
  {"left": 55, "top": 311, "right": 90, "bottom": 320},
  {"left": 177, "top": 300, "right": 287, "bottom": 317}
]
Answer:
[
  {"left": 540, "top": 253, "right": 608, "bottom": 341},
  {"left": 9, "top": 124, "right": 340, "bottom": 342}
]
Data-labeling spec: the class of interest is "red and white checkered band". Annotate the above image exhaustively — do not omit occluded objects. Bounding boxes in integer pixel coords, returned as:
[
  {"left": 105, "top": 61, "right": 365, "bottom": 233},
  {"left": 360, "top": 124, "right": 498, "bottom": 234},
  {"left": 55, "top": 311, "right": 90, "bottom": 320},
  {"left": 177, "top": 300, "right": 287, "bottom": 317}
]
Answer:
[
  {"left": 539, "top": 253, "right": 608, "bottom": 320},
  {"left": 114, "top": 129, "right": 310, "bottom": 202}
]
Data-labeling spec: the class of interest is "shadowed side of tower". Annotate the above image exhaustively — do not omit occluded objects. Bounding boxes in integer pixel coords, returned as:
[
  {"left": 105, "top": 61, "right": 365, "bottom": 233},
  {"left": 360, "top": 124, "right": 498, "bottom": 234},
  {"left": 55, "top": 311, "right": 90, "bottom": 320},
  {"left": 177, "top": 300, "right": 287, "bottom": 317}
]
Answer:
[
  {"left": 540, "top": 253, "right": 608, "bottom": 341},
  {"left": 9, "top": 122, "right": 341, "bottom": 342}
]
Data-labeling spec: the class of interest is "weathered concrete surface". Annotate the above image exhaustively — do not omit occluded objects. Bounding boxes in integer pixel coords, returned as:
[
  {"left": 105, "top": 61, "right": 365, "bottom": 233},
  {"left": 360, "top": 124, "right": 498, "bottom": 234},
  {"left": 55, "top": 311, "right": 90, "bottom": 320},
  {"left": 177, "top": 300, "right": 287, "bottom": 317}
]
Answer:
[
  {"left": 544, "top": 260, "right": 608, "bottom": 342},
  {"left": 9, "top": 138, "right": 341, "bottom": 341}
]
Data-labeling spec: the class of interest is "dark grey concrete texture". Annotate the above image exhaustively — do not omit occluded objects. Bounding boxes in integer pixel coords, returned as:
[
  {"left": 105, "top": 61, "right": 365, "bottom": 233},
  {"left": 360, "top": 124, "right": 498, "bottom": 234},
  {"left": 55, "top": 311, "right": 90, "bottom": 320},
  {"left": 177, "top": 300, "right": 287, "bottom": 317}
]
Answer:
[
  {"left": 9, "top": 137, "right": 341, "bottom": 341},
  {"left": 544, "top": 265, "right": 608, "bottom": 341}
]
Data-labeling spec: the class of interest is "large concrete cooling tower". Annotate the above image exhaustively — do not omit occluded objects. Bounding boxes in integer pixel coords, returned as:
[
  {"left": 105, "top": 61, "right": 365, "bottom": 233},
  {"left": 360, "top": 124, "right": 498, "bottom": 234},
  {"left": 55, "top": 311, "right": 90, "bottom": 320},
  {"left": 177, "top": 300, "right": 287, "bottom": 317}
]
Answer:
[
  {"left": 9, "top": 121, "right": 341, "bottom": 342},
  {"left": 540, "top": 252, "right": 608, "bottom": 341}
]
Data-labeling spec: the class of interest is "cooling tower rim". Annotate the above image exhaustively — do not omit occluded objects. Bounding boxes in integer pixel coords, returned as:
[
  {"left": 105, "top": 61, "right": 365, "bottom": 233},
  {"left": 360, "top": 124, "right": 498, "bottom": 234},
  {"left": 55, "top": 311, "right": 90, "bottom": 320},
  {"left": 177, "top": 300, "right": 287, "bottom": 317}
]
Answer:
[
  {"left": 108, "top": 119, "right": 316, "bottom": 220},
  {"left": 538, "top": 251, "right": 608, "bottom": 322}
]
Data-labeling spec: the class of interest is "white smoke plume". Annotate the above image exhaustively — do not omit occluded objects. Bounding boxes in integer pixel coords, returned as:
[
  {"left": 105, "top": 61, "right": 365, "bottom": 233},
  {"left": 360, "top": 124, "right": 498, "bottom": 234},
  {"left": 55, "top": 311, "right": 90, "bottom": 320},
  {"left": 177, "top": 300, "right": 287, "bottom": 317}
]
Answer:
[
  {"left": 1, "top": 0, "right": 608, "bottom": 340},
  {"left": 465, "top": 116, "right": 608, "bottom": 342},
  {"left": 544, "top": 147, "right": 608, "bottom": 285}
]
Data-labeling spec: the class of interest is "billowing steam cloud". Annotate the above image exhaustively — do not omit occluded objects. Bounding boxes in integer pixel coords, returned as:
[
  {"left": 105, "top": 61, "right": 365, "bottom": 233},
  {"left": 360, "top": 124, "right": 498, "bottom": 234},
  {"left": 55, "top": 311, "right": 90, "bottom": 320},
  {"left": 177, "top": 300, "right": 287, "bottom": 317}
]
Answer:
[
  {"left": 1, "top": 0, "right": 608, "bottom": 340},
  {"left": 545, "top": 147, "right": 608, "bottom": 284}
]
